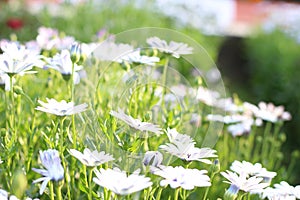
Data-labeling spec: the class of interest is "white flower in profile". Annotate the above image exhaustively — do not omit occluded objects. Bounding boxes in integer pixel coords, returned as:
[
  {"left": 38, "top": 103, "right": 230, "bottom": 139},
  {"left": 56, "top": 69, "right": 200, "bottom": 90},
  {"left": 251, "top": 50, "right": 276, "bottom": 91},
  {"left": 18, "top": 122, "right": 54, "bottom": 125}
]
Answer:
[
  {"left": 45, "top": 50, "right": 84, "bottom": 84},
  {"left": 118, "top": 50, "right": 160, "bottom": 66},
  {"left": 221, "top": 170, "right": 269, "bottom": 195},
  {"left": 244, "top": 102, "right": 292, "bottom": 123},
  {"left": 227, "top": 118, "right": 262, "bottom": 137},
  {"left": 0, "top": 54, "right": 39, "bottom": 76},
  {"left": 262, "top": 181, "right": 300, "bottom": 200},
  {"left": 110, "top": 108, "right": 162, "bottom": 135},
  {"left": 196, "top": 86, "right": 220, "bottom": 106},
  {"left": 93, "top": 40, "right": 134, "bottom": 62},
  {"left": 0, "top": 157, "right": 2, "bottom": 164},
  {"left": 147, "top": 37, "right": 193, "bottom": 58},
  {"left": 230, "top": 160, "right": 277, "bottom": 182},
  {"left": 69, "top": 148, "right": 114, "bottom": 167},
  {"left": 32, "top": 149, "right": 64, "bottom": 195},
  {"left": 143, "top": 151, "right": 163, "bottom": 167},
  {"left": 36, "top": 98, "right": 88, "bottom": 116},
  {"left": 254, "top": 102, "right": 292, "bottom": 122},
  {"left": 93, "top": 167, "right": 152, "bottom": 195},
  {"left": 0, "top": 189, "right": 19, "bottom": 200},
  {"left": 152, "top": 166, "right": 211, "bottom": 190},
  {"left": 160, "top": 128, "right": 217, "bottom": 164},
  {"left": 262, "top": 187, "right": 296, "bottom": 200}
]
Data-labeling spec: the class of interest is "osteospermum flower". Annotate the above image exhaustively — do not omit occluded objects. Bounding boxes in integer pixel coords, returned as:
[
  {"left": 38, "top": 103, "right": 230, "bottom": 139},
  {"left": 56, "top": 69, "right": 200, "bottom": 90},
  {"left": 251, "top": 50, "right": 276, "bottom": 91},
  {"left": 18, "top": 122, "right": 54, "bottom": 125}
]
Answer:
[
  {"left": 160, "top": 128, "right": 217, "bottom": 164},
  {"left": 32, "top": 149, "right": 64, "bottom": 195},
  {"left": 246, "top": 102, "right": 292, "bottom": 123},
  {"left": 36, "top": 26, "right": 75, "bottom": 50},
  {"left": 93, "top": 40, "right": 134, "bottom": 62},
  {"left": 146, "top": 37, "right": 193, "bottom": 58},
  {"left": 196, "top": 86, "right": 220, "bottom": 106},
  {"left": 93, "top": 168, "right": 152, "bottom": 195},
  {"left": 221, "top": 170, "right": 269, "bottom": 196},
  {"left": 36, "top": 98, "right": 88, "bottom": 116},
  {"left": 230, "top": 160, "right": 277, "bottom": 183},
  {"left": 110, "top": 108, "right": 162, "bottom": 134},
  {"left": 262, "top": 181, "right": 300, "bottom": 200},
  {"left": 45, "top": 50, "right": 85, "bottom": 84},
  {"left": 152, "top": 166, "right": 211, "bottom": 190},
  {"left": 69, "top": 148, "right": 114, "bottom": 167},
  {"left": 0, "top": 53, "right": 42, "bottom": 76},
  {"left": 143, "top": 151, "right": 163, "bottom": 167},
  {"left": 118, "top": 50, "right": 160, "bottom": 66}
]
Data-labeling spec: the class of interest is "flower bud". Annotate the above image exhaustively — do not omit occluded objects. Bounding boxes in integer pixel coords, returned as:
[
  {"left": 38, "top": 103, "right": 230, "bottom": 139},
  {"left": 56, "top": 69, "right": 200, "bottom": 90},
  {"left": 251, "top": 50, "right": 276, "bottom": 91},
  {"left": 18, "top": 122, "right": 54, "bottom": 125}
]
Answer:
[
  {"left": 211, "top": 159, "right": 220, "bottom": 174},
  {"left": 70, "top": 42, "right": 81, "bottom": 64},
  {"left": 143, "top": 151, "right": 163, "bottom": 167},
  {"left": 224, "top": 184, "right": 239, "bottom": 200}
]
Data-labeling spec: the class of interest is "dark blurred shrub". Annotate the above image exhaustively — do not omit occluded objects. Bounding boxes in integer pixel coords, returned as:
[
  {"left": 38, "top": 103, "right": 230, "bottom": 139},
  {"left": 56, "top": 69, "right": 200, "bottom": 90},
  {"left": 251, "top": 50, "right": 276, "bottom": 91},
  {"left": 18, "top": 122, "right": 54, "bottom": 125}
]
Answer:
[{"left": 245, "top": 30, "right": 300, "bottom": 180}]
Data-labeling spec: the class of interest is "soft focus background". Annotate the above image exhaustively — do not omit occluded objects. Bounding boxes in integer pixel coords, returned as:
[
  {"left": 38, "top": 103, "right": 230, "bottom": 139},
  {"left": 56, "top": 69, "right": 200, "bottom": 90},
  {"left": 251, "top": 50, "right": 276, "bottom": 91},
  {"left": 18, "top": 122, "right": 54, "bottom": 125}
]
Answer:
[{"left": 1, "top": 0, "right": 300, "bottom": 183}]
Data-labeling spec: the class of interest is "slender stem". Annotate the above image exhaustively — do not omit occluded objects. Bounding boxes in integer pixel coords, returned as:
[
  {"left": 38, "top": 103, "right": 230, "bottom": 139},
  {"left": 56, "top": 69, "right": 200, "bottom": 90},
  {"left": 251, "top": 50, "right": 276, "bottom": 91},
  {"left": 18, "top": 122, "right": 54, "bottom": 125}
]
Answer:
[
  {"left": 161, "top": 57, "right": 169, "bottom": 112},
  {"left": 261, "top": 122, "right": 272, "bottom": 163},
  {"left": 50, "top": 182, "right": 55, "bottom": 200},
  {"left": 88, "top": 167, "right": 94, "bottom": 200},
  {"left": 156, "top": 187, "right": 163, "bottom": 200},
  {"left": 56, "top": 182, "right": 63, "bottom": 200},
  {"left": 174, "top": 188, "right": 180, "bottom": 200},
  {"left": 9, "top": 76, "right": 16, "bottom": 141}
]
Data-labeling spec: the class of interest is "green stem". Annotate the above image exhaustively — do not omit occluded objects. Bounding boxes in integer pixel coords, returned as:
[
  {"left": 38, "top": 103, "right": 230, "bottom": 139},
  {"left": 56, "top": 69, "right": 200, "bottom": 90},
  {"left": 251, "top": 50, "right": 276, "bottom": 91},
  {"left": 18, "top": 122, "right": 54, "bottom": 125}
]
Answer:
[
  {"left": 56, "top": 183, "right": 63, "bottom": 200},
  {"left": 161, "top": 57, "right": 169, "bottom": 112},
  {"left": 50, "top": 182, "right": 55, "bottom": 200},
  {"left": 156, "top": 187, "right": 163, "bottom": 200},
  {"left": 88, "top": 167, "right": 94, "bottom": 200},
  {"left": 9, "top": 76, "right": 16, "bottom": 142},
  {"left": 261, "top": 122, "right": 272, "bottom": 163},
  {"left": 174, "top": 188, "right": 180, "bottom": 200}
]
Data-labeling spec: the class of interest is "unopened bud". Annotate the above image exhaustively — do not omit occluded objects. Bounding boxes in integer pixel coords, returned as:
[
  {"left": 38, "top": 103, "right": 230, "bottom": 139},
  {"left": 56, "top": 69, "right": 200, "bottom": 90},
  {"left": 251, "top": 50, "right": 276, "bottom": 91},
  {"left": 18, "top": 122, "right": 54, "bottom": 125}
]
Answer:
[
  {"left": 224, "top": 185, "right": 239, "bottom": 200},
  {"left": 13, "top": 86, "right": 23, "bottom": 95},
  {"left": 70, "top": 42, "right": 81, "bottom": 64}
]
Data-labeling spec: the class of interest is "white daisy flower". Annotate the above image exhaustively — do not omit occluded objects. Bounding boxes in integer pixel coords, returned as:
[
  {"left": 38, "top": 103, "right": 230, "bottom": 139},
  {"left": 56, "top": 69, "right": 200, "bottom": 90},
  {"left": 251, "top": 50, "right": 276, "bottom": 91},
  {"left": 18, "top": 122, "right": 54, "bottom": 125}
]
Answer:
[
  {"left": 227, "top": 118, "right": 262, "bottom": 137},
  {"left": 69, "top": 148, "right": 114, "bottom": 167},
  {"left": 118, "top": 50, "right": 160, "bottom": 66},
  {"left": 245, "top": 102, "right": 292, "bottom": 123},
  {"left": 262, "top": 187, "right": 296, "bottom": 200},
  {"left": 230, "top": 160, "right": 277, "bottom": 182},
  {"left": 160, "top": 128, "right": 217, "bottom": 164},
  {"left": 93, "top": 41, "right": 134, "bottom": 62},
  {"left": 36, "top": 27, "right": 59, "bottom": 50},
  {"left": 0, "top": 41, "right": 43, "bottom": 65},
  {"left": 221, "top": 170, "right": 269, "bottom": 195},
  {"left": 196, "top": 86, "right": 220, "bottom": 106},
  {"left": 110, "top": 108, "right": 162, "bottom": 135},
  {"left": 0, "top": 53, "right": 42, "bottom": 76},
  {"left": 32, "top": 149, "right": 64, "bottom": 195},
  {"left": 36, "top": 27, "right": 75, "bottom": 50},
  {"left": 93, "top": 167, "right": 152, "bottom": 195},
  {"left": 146, "top": 37, "right": 193, "bottom": 58},
  {"left": 45, "top": 50, "right": 85, "bottom": 84},
  {"left": 152, "top": 166, "right": 211, "bottom": 190},
  {"left": 262, "top": 181, "right": 300, "bottom": 200},
  {"left": 143, "top": 151, "right": 163, "bottom": 167},
  {"left": 35, "top": 98, "right": 88, "bottom": 116}
]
